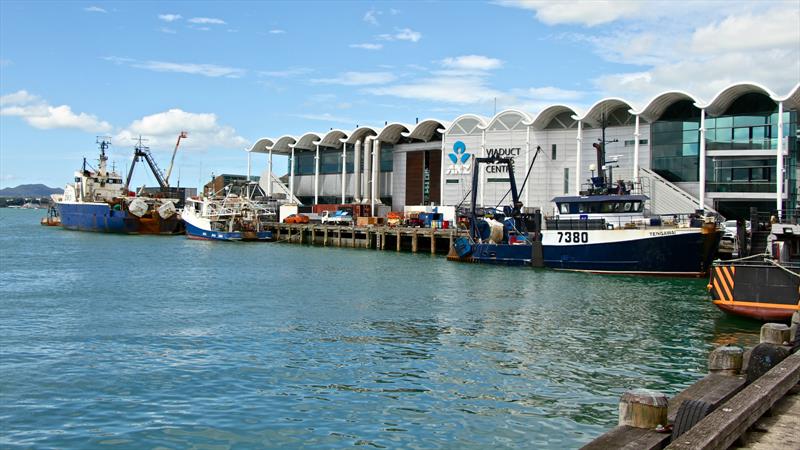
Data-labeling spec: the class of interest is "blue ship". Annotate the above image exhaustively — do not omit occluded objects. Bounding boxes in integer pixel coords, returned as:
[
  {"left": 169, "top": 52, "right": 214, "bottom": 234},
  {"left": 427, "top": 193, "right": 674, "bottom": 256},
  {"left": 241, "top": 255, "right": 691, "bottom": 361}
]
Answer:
[{"left": 54, "top": 138, "right": 184, "bottom": 234}]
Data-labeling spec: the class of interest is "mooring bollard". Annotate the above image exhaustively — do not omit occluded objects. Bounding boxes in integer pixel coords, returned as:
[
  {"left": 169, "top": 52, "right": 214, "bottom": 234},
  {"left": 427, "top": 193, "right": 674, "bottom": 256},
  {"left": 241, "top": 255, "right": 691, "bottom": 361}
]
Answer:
[
  {"left": 760, "top": 323, "right": 791, "bottom": 345},
  {"left": 618, "top": 389, "right": 668, "bottom": 429},
  {"left": 708, "top": 346, "right": 744, "bottom": 375},
  {"left": 790, "top": 311, "right": 800, "bottom": 344}
]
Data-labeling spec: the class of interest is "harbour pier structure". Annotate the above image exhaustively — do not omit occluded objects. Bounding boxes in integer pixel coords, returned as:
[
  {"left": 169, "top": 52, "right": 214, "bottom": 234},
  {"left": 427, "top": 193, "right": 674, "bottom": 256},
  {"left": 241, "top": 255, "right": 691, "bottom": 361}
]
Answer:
[{"left": 583, "top": 318, "right": 800, "bottom": 450}]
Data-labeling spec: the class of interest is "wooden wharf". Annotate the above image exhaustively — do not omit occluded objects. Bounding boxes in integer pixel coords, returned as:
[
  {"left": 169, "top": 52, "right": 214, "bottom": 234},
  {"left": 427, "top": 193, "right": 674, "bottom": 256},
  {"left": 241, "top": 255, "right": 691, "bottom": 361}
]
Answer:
[
  {"left": 584, "top": 316, "right": 800, "bottom": 450},
  {"left": 266, "top": 223, "right": 467, "bottom": 255}
]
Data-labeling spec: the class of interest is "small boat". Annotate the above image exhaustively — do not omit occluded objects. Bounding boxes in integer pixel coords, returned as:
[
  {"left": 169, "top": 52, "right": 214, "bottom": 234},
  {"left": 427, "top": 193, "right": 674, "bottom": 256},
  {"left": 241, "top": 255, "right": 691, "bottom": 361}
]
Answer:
[
  {"left": 709, "top": 216, "right": 800, "bottom": 321},
  {"left": 182, "top": 180, "right": 275, "bottom": 241},
  {"left": 55, "top": 138, "right": 184, "bottom": 234},
  {"left": 40, "top": 203, "right": 61, "bottom": 226}
]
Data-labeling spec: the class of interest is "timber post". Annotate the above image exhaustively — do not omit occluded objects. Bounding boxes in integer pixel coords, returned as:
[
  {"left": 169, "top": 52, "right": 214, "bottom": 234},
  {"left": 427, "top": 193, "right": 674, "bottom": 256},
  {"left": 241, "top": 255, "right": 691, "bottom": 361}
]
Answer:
[
  {"left": 323, "top": 227, "right": 328, "bottom": 247},
  {"left": 430, "top": 229, "right": 436, "bottom": 254},
  {"left": 412, "top": 231, "right": 418, "bottom": 253},
  {"left": 618, "top": 389, "right": 668, "bottom": 429},
  {"left": 396, "top": 230, "right": 401, "bottom": 252},
  {"left": 761, "top": 323, "right": 791, "bottom": 345},
  {"left": 708, "top": 346, "right": 744, "bottom": 376}
]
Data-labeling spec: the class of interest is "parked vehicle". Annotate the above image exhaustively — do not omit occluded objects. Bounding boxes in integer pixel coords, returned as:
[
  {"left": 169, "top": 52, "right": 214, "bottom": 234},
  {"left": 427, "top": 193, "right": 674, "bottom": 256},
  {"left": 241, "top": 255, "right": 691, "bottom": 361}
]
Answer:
[
  {"left": 320, "top": 209, "right": 353, "bottom": 225},
  {"left": 284, "top": 213, "right": 309, "bottom": 224}
]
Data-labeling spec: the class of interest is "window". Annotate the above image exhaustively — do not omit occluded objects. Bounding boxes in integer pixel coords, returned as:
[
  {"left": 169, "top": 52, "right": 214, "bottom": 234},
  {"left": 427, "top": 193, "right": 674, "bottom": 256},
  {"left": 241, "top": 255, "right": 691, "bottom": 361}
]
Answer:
[
  {"left": 551, "top": 144, "right": 557, "bottom": 160},
  {"left": 563, "top": 167, "right": 569, "bottom": 194},
  {"left": 559, "top": 203, "right": 569, "bottom": 214}
]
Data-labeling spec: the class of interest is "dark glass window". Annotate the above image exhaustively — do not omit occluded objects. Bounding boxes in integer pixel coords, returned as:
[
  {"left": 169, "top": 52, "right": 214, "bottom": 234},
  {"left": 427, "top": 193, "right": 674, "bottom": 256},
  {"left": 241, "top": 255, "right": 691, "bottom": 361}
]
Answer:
[{"left": 551, "top": 144, "right": 557, "bottom": 160}]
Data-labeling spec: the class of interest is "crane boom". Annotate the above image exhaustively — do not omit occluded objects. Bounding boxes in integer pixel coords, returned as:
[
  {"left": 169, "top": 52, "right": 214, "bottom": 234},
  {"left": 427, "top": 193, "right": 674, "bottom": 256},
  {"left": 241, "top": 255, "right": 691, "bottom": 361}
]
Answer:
[{"left": 164, "top": 131, "right": 187, "bottom": 187}]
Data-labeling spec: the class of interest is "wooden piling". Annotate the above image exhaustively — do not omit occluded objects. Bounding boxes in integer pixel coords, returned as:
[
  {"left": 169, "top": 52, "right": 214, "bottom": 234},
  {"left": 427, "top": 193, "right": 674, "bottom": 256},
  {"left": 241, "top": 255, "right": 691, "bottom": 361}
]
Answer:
[
  {"left": 337, "top": 228, "right": 342, "bottom": 247},
  {"left": 760, "top": 323, "right": 790, "bottom": 345},
  {"left": 351, "top": 228, "right": 356, "bottom": 248},
  {"left": 311, "top": 227, "right": 316, "bottom": 245},
  {"left": 323, "top": 227, "right": 328, "bottom": 247},
  {"left": 618, "top": 389, "right": 668, "bottom": 429},
  {"left": 380, "top": 231, "right": 385, "bottom": 250},
  {"left": 708, "top": 346, "right": 744, "bottom": 376},
  {"left": 411, "top": 231, "right": 418, "bottom": 253},
  {"left": 430, "top": 229, "right": 436, "bottom": 254},
  {"left": 396, "top": 230, "right": 401, "bottom": 252}
]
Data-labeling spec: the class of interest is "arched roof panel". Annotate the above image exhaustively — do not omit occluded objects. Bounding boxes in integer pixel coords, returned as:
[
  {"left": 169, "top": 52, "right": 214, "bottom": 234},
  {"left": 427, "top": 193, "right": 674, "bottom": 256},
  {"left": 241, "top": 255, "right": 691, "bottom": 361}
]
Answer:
[
  {"left": 703, "top": 82, "right": 779, "bottom": 116},
  {"left": 248, "top": 137, "right": 275, "bottom": 154},
  {"left": 376, "top": 122, "right": 412, "bottom": 143},
  {"left": 777, "top": 82, "right": 800, "bottom": 111},
  {"left": 318, "top": 129, "right": 349, "bottom": 148},
  {"left": 268, "top": 135, "right": 296, "bottom": 154},
  {"left": 577, "top": 98, "right": 637, "bottom": 126},
  {"left": 483, "top": 109, "right": 534, "bottom": 131},
  {"left": 345, "top": 126, "right": 378, "bottom": 144},
  {"left": 446, "top": 114, "right": 489, "bottom": 135},
  {"left": 292, "top": 132, "right": 322, "bottom": 150},
  {"left": 406, "top": 119, "right": 447, "bottom": 141},
  {"left": 634, "top": 91, "right": 704, "bottom": 122},
  {"left": 530, "top": 105, "right": 582, "bottom": 130}
]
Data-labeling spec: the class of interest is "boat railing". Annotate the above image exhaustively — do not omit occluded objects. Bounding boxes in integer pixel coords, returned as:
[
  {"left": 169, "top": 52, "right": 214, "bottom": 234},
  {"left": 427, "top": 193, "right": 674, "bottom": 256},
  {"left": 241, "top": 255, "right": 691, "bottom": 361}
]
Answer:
[{"left": 546, "top": 212, "right": 711, "bottom": 231}]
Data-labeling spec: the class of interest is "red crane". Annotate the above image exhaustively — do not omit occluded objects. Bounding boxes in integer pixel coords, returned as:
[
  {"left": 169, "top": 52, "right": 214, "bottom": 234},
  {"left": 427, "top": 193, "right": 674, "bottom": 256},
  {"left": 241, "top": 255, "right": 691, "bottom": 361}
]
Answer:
[{"left": 164, "top": 131, "right": 188, "bottom": 187}]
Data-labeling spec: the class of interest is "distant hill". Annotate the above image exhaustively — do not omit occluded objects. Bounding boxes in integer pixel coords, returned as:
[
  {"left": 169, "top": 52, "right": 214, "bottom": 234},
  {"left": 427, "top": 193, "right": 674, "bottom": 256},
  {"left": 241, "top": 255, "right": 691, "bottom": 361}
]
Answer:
[{"left": 0, "top": 184, "right": 63, "bottom": 198}]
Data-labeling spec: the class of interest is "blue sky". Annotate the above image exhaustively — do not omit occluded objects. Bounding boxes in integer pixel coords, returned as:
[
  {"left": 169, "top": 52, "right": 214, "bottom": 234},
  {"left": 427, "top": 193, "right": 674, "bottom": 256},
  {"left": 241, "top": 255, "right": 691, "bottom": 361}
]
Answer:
[{"left": 1, "top": 1, "right": 798, "bottom": 190}]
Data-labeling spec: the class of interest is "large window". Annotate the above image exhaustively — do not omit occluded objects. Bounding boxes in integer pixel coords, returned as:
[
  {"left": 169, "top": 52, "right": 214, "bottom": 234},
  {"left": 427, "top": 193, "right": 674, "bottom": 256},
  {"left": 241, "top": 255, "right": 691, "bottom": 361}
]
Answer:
[
  {"left": 706, "top": 158, "right": 776, "bottom": 193},
  {"left": 650, "top": 100, "right": 701, "bottom": 182}
]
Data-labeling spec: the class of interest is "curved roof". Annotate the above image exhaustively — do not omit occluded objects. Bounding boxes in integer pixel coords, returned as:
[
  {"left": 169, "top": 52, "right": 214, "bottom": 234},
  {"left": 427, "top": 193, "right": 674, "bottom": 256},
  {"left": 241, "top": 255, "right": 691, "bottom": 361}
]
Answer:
[
  {"left": 779, "top": 82, "right": 800, "bottom": 111},
  {"left": 268, "top": 135, "right": 297, "bottom": 154},
  {"left": 318, "top": 129, "right": 348, "bottom": 148},
  {"left": 530, "top": 105, "right": 582, "bottom": 130},
  {"left": 578, "top": 97, "right": 637, "bottom": 126},
  {"left": 634, "top": 91, "right": 703, "bottom": 122},
  {"left": 292, "top": 132, "right": 322, "bottom": 150},
  {"left": 483, "top": 109, "right": 533, "bottom": 131},
  {"left": 248, "top": 137, "right": 275, "bottom": 154},
  {"left": 344, "top": 126, "right": 378, "bottom": 144},
  {"left": 446, "top": 113, "right": 489, "bottom": 135},
  {"left": 703, "top": 81, "right": 779, "bottom": 116},
  {"left": 376, "top": 122, "right": 412, "bottom": 143},
  {"left": 406, "top": 119, "right": 447, "bottom": 141}
]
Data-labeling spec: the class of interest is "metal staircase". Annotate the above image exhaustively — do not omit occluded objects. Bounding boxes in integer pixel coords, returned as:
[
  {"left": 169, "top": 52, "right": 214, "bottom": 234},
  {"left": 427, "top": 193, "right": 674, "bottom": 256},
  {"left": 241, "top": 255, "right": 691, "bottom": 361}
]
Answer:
[
  {"left": 638, "top": 167, "right": 720, "bottom": 217},
  {"left": 263, "top": 171, "right": 303, "bottom": 205}
]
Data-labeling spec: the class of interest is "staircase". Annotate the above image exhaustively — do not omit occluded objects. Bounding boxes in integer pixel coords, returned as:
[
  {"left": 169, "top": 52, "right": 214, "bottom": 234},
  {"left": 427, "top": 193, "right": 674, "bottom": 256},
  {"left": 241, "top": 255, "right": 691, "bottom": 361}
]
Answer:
[
  {"left": 638, "top": 167, "right": 720, "bottom": 217},
  {"left": 263, "top": 172, "right": 302, "bottom": 205}
]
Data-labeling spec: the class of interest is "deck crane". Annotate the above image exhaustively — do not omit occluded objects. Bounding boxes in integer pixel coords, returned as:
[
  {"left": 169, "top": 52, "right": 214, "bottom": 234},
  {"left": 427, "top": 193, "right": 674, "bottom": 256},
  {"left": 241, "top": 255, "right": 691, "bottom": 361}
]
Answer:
[
  {"left": 124, "top": 136, "right": 168, "bottom": 191},
  {"left": 164, "top": 131, "right": 187, "bottom": 187}
]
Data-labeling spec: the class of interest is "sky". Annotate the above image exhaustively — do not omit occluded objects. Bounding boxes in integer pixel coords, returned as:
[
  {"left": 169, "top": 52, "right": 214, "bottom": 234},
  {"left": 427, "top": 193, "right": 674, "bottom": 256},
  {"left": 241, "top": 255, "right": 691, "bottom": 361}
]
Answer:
[{"left": 1, "top": 0, "right": 798, "bottom": 190}]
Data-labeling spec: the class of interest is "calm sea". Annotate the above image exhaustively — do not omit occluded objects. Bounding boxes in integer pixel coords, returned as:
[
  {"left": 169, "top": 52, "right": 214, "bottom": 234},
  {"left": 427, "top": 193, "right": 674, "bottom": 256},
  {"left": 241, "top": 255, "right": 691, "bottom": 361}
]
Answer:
[{"left": 0, "top": 208, "right": 760, "bottom": 449}]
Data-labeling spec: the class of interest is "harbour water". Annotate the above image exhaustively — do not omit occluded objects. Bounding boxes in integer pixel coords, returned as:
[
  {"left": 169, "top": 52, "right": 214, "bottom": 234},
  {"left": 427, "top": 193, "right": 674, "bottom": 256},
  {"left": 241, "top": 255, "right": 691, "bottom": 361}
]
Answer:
[{"left": 0, "top": 209, "right": 761, "bottom": 448}]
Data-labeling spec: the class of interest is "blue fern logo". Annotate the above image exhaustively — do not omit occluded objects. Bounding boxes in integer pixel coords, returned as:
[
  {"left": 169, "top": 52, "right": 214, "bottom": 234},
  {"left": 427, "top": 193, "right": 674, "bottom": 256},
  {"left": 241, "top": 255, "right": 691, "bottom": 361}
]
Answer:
[{"left": 449, "top": 141, "right": 470, "bottom": 164}]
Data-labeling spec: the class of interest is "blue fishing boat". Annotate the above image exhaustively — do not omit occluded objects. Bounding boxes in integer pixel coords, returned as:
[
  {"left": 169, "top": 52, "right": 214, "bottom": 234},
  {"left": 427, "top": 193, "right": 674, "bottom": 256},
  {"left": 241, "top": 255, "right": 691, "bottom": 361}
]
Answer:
[
  {"left": 54, "top": 138, "right": 184, "bottom": 234},
  {"left": 182, "top": 181, "right": 275, "bottom": 241}
]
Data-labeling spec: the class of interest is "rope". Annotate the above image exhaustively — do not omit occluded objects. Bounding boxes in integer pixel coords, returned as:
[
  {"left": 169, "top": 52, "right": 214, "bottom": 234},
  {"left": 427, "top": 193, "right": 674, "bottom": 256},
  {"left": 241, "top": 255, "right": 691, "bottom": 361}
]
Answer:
[
  {"left": 723, "top": 253, "right": 770, "bottom": 263},
  {"left": 767, "top": 259, "right": 800, "bottom": 279}
]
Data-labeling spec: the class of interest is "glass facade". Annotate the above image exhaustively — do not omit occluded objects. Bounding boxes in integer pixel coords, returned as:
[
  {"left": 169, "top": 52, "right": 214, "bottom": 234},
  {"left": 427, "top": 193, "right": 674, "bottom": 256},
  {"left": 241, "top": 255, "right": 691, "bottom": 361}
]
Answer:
[
  {"left": 293, "top": 144, "right": 394, "bottom": 175},
  {"left": 705, "top": 157, "right": 776, "bottom": 193},
  {"left": 650, "top": 100, "right": 701, "bottom": 182}
]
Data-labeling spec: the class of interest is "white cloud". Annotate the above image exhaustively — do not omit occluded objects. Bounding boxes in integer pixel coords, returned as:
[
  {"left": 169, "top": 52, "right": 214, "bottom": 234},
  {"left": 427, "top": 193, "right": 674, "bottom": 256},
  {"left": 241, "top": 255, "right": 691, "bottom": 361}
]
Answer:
[
  {"left": 160, "top": 27, "right": 177, "bottom": 34},
  {"left": 158, "top": 14, "right": 182, "bottom": 22},
  {"left": 519, "top": 86, "right": 585, "bottom": 101},
  {"left": 258, "top": 67, "right": 313, "bottom": 78},
  {"left": 1, "top": 90, "right": 112, "bottom": 132},
  {"left": 291, "top": 113, "right": 356, "bottom": 125},
  {"left": 367, "top": 74, "right": 505, "bottom": 104},
  {"left": 691, "top": 7, "right": 800, "bottom": 53},
  {"left": 364, "top": 9, "right": 380, "bottom": 25},
  {"left": 350, "top": 43, "right": 383, "bottom": 50},
  {"left": 495, "top": 0, "right": 641, "bottom": 26},
  {"left": 441, "top": 55, "right": 503, "bottom": 71},
  {"left": 378, "top": 28, "right": 422, "bottom": 42},
  {"left": 84, "top": 6, "right": 107, "bottom": 13},
  {"left": 268, "top": 29, "right": 285, "bottom": 34},
  {"left": 188, "top": 17, "right": 226, "bottom": 25},
  {"left": 104, "top": 57, "right": 245, "bottom": 78},
  {"left": 311, "top": 72, "right": 397, "bottom": 86},
  {"left": 116, "top": 109, "right": 247, "bottom": 151}
]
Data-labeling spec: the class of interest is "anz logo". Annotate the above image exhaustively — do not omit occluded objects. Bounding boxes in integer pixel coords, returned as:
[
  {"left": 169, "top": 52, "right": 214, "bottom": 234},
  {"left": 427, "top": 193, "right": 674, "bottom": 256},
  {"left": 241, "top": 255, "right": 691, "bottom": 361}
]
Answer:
[{"left": 446, "top": 141, "right": 472, "bottom": 175}]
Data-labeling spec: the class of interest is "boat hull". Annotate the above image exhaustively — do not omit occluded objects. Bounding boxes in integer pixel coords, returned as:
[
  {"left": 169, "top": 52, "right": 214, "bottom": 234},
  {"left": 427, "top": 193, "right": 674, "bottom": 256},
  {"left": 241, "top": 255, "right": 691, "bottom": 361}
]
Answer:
[
  {"left": 56, "top": 202, "right": 184, "bottom": 234},
  {"left": 185, "top": 221, "right": 272, "bottom": 242},
  {"left": 709, "top": 263, "right": 800, "bottom": 321},
  {"left": 542, "top": 228, "right": 721, "bottom": 276}
]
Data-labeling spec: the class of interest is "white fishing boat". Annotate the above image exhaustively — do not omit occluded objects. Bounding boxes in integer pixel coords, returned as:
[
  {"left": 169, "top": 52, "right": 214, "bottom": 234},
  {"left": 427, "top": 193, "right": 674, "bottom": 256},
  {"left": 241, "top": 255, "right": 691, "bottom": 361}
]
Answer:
[{"left": 182, "top": 181, "right": 276, "bottom": 241}]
